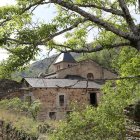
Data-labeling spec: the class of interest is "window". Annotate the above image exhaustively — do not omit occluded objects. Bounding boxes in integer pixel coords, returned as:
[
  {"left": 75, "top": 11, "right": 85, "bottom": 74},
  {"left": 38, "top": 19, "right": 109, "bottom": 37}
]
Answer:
[
  {"left": 59, "top": 95, "right": 64, "bottom": 106},
  {"left": 49, "top": 112, "right": 56, "bottom": 120},
  {"left": 87, "top": 73, "right": 94, "bottom": 80}
]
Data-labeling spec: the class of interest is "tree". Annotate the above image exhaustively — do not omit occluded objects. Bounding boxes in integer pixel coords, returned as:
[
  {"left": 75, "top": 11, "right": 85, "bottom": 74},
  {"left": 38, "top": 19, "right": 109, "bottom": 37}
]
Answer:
[
  {"left": 49, "top": 47, "right": 140, "bottom": 140},
  {"left": 0, "top": 0, "right": 140, "bottom": 76},
  {"left": 0, "top": 1, "right": 139, "bottom": 139}
]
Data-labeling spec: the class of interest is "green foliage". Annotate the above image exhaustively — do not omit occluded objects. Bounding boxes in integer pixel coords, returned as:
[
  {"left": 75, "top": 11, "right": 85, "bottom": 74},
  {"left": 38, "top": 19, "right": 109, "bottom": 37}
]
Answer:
[
  {"left": 0, "top": 0, "right": 139, "bottom": 78},
  {"left": 0, "top": 98, "right": 41, "bottom": 120},
  {"left": 0, "top": 98, "right": 53, "bottom": 137},
  {"left": 49, "top": 47, "right": 140, "bottom": 140},
  {"left": 77, "top": 48, "right": 118, "bottom": 71},
  {"left": 0, "top": 46, "right": 38, "bottom": 79},
  {"left": 0, "top": 109, "right": 40, "bottom": 137},
  {"left": 64, "top": 28, "right": 87, "bottom": 49},
  {"left": 0, "top": 1, "right": 139, "bottom": 139},
  {"left": 112, "top": 47, "right": 140, "bottom": 76},
  {"left": 17, "top": 24, "right": 57, "bottom": 43},
  {"left": 29, "top": 100, "right": 42, "bottom": 120}
]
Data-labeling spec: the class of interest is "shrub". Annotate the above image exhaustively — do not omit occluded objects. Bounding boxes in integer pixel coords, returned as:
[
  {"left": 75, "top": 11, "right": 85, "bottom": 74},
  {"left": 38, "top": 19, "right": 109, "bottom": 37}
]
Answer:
[{"left": 0, "top": 98, "right": 41, "bottom": 120}]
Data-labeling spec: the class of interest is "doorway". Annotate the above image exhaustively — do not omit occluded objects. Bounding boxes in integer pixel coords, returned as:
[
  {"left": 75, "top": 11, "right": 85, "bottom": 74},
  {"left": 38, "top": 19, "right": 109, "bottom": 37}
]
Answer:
[{"left": 89, "top": 93, "right": 97, "bottom": 106}]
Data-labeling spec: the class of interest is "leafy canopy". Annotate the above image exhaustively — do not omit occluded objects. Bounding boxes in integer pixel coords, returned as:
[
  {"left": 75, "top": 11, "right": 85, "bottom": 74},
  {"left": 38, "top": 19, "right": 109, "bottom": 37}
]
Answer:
[
  {"left": 0, "top": 1, "right": 140, "bottom": 139},
  {"left": 0, "top": 0, "right": 140, "bottom": 76},
  {"left": 49, "top": 47, "right": 140, "bottom": 140}
]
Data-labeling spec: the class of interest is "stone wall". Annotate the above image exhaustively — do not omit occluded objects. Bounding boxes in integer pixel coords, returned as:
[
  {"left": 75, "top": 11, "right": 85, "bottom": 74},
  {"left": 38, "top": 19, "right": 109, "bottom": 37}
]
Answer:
[
  {"left": 0, "top": 120, "right": 37, "bottom": 140},
  {"left": 54, "top": 62, "right": 76, "bottom": 72},
  {"left": 26, "top": 88, "right": 100, "bottom": 120},
  {"left": 57, "top": 60, "right": 117, "bottom": 79}
]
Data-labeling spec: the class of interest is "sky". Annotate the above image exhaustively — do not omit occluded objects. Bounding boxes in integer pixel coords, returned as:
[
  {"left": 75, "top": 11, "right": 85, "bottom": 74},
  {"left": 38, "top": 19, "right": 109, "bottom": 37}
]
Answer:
[
  {"left": 0, "top": 0, "right": 96, "bottom": 62},
  {"left": 0, "top": 0, "right": 15, "bottom": 61},
  {"left": 0, "top": 1, "right": 139, "bottom": 61},
  {"left": 0, "top": 0, "right": 58, "bottom": 61}
]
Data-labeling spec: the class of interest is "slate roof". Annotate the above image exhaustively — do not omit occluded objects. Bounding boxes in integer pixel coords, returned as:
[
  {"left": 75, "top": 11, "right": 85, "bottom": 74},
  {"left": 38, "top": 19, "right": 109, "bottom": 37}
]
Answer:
[
  {"left": 24, "top": 78, "right": 101, "bottom": 89},
  {"left": 54, "top": 53, "right": 76, "bottom": 64}
]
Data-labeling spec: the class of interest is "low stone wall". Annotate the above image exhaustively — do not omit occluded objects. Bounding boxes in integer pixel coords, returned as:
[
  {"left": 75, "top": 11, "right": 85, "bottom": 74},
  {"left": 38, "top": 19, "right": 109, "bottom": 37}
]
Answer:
[{"left": 0, "top": 120, "right": 37, "bottom": 140}]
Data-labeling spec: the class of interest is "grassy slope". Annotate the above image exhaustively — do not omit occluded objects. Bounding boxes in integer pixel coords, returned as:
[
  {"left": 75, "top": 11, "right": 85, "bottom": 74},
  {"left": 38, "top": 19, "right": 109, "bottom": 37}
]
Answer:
[{"left": 0, "top": 109, "right": 40, "bottom": 137}]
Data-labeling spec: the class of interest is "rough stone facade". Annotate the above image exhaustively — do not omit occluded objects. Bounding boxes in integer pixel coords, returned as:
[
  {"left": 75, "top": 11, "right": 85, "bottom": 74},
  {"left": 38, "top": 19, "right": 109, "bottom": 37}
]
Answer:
[
  {"left": 0, "top": 54, "right": 117, "bottom": 121},
  {"left": 23, "top": 87, "right": 100, "bottom": 120},
  {"left": 46, "top": 60, "right": 117, "bottom": 79},
  {"left": 53, "top": 62, "right": 77, "bottom": 72},
  {"left": 20, "top": 58, "right": 117, "bottom": 120}
]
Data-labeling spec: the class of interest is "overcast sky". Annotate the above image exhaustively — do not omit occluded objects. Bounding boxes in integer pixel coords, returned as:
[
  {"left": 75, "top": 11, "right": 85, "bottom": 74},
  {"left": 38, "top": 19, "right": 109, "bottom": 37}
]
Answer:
[
  {"left": 0, "top": 0, "right": 58, "bottom": 61},
  {"left": 0, "top": 1, "right": 139, "bottom": 61},
  {"left": 0, "top": 0, "right": 14, "bottom": 61}
]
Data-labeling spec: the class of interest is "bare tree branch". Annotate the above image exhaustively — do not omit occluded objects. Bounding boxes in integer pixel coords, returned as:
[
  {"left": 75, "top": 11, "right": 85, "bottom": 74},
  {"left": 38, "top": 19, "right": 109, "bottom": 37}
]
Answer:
[
  {"left": 60, "top": 42, "right": 131, "bottom": 53},
  {"left": 55, "top": 79, "right": 81, "bottom": 88},
  {"left": 43, "top": 18, "right": 88, "bottom": 42},
  {"left": 5, "top": 37, "right": 131, "bottom": 54},
  {"left": 98, "top": 75, "right": 140, "bottom": 81},
  {"left": 2, "top": 18, "right": 87, "bottom": 46},
  {"left": 50, "top": 0, "right": 140, "bottom": 41},
  {"left": 0, "top": 0, "right": 48, "bottom": 27},
  {"left": 139, "top": 0, "right": 140, "bottom": 11},
  {"left": 75, "top": 4, "right": 124, "bottom": 17},
  {"left": 5, "top": 38, "right": 32, "bottom": 45},
  {"left": 0, "top": 18, "right": 11, "bottom": 26},
  {"left": 118, "top": 0, "right": 137, "bottom": 34},
  {"left": 21, "top": 0, "right": 46, "bottom": 13}
]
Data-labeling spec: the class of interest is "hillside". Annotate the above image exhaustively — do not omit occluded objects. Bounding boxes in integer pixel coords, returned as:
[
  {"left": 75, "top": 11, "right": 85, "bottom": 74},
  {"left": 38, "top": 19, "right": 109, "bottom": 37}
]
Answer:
[
  {"left": 12, "top": 48, "right": 119, "bottom": 80},
  {"left": 13, "top": 53, "right": 81, "bottom": 79}
]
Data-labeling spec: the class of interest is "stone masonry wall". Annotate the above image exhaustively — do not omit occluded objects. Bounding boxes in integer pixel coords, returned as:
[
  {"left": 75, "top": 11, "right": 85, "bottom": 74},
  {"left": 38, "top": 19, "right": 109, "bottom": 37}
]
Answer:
[
  {"left": 28, "top": 88, "right": 100, "bottom": 120},
  {"left": 57, "top": 60, "right": 117, "bottom": 79}
]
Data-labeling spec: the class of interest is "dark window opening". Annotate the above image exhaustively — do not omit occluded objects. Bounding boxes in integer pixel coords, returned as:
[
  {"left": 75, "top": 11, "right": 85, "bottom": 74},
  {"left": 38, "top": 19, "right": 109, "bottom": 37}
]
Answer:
[
  {"left": 87, "top": 73, "right": 94, "bottom": 80},
  {"left": 59, "top": 95, "right": 64, "bottom": 106},
  {"left": 49, "top": 112, "right": 56, "bottom": 120},
  {"left": 89, "top": 93, "right": 97, "bottom": 106}
]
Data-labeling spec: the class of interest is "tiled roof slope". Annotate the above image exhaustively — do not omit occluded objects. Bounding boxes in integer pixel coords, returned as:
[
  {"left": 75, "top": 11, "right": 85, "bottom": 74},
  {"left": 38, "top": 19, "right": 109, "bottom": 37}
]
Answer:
[{"left": 24, "top": 78, "right": 101, "bottom": 89}]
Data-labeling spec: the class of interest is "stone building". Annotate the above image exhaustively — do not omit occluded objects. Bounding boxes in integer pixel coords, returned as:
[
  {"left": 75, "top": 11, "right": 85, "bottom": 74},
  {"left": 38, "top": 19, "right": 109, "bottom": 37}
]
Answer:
[
  {"left": 22, "top": 78, "right": 101, "bottom": 120},
  {"left": 21, "top": 53, "right": 117, "bottom": 120},
  {"left": 46, "top": 53, "right": 117, "bottom": 79}
]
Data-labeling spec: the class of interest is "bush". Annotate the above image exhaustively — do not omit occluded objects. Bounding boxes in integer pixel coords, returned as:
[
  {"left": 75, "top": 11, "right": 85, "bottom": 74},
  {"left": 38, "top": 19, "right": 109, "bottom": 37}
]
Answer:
[{"left": 0, "top": 98, "right": 41, "bottom": 120}]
